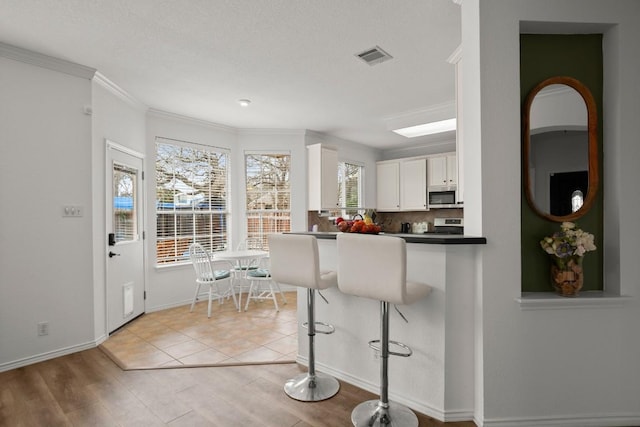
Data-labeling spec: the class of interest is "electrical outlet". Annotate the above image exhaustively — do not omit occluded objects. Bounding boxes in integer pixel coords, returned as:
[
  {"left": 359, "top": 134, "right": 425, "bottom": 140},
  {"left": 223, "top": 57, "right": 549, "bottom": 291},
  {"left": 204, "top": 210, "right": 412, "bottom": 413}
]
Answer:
[
  {"left": 62, "top": 205, "right": 83, "bottom": 217},
  {"left": 37, "top": 321, "right": 49, "bottom": 336}
]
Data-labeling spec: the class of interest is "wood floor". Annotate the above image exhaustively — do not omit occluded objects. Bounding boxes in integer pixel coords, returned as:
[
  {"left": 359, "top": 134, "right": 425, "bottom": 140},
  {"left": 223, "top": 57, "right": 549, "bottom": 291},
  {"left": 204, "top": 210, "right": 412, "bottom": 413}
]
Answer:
[
  {"left": 0, "top": 347, "right": 476, "bottom": 426},
  {"left": 2, "top": 291, "right": 477, "bottom": 426},
  {"left": 100, "top": 291, "right": 297, "bottom": 369}
]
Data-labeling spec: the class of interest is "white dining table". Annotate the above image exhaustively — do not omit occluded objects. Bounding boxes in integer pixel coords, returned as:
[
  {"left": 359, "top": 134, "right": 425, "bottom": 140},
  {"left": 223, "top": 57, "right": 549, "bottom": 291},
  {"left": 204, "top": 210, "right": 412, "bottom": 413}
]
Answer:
[{"left": 214, "top": 250, "right": 268, "bottom": 311}]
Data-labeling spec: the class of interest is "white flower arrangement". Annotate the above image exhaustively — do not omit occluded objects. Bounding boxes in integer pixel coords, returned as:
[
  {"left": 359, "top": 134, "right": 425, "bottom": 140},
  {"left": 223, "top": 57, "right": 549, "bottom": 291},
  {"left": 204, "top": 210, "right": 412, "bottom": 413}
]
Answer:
[{"left": 540, "top": 222, "right": 596, "bottom": 268}]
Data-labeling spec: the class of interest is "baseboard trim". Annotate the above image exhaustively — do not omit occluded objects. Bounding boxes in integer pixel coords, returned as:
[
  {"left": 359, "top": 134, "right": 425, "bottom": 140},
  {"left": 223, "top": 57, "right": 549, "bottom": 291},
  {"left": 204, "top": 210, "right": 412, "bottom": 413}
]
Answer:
[
  {"left": 0, "top": 340, "right": 98, "bottom": 373},
  {"left": 479, "top": 413, "right": 640, "bottom": 427},
  {"left": 295, "top": 355, "right": 473, "bottom": 422}
]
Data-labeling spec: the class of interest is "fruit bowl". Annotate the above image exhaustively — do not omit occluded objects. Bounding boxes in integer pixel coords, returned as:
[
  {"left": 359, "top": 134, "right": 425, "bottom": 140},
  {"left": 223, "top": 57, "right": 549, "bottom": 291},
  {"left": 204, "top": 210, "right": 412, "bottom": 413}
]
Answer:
[{"left": 335, "top": 216, "right": 381, "bottom": 234}]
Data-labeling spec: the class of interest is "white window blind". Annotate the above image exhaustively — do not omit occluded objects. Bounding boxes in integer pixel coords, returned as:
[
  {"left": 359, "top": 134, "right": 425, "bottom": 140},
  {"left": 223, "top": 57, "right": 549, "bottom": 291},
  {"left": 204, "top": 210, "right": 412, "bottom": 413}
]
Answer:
[
  {"left": 338, "top": 161, "right": 363, "bottom": 216},
  {"left": 245, "top": 153, "right": 291, "bottom": 250},
  {"left": 156, "top": 138, "right": 230, "bottom": 265}
]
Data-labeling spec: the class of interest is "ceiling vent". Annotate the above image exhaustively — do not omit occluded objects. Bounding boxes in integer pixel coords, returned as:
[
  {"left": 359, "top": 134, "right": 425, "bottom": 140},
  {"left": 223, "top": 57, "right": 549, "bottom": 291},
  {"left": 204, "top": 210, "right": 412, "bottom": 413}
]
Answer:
[{"left": 355, "top": 46, "right": 393, "bottom": 66}]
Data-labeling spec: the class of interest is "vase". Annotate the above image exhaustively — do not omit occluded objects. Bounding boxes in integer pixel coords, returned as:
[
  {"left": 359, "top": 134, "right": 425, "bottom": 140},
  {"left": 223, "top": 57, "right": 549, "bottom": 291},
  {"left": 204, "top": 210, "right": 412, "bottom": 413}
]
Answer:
[{"left": 550, "top": 258, "right": 583, "bottom": 297}]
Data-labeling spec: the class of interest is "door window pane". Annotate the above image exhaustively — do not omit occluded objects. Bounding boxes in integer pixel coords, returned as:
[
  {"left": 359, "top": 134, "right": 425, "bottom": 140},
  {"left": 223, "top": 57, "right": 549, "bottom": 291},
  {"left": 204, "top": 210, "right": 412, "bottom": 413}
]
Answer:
[{"left": 113, "top": 163, "right": 137, "bottom": 243}]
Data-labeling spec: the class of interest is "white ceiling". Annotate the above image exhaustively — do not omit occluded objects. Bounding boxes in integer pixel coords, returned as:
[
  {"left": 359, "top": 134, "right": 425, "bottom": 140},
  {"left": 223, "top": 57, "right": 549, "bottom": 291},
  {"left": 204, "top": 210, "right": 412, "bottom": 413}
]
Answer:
[{"left": 0, "top": 0, "right": 461, "bottom": 149}]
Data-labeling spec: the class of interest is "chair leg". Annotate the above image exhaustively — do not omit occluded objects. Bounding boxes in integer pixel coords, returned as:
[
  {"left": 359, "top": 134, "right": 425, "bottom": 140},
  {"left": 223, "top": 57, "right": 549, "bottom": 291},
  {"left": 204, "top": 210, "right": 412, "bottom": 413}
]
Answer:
[
  {"left": 207, "top": 284, "right": 213, "bottom": 318},
  {"left": 274, "top": 281, "right": 288, "bottom": 305},
  {"left": 284, "top": 289, "right": 340, "bottom": 402},
  {"left": 350, "top": 301, "right": 418, "bottom": 427},
  {"left": 225, "top": 276, "right": 239, "bottom": 310},
  {"left": 244, "top": 280, "right": 256, "bottom": 311},
  {"left": 190, "top": 283, "right": 201, "bottom": 312},
  {"left": 268, "top": 281, "right": 279, "bottom": 312}
]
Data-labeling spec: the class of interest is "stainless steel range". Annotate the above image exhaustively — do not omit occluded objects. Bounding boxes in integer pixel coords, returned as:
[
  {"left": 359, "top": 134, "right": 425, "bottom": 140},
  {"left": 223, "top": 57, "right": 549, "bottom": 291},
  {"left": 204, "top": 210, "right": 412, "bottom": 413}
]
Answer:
[{"left": 425, "top": 218, "right": 464, "bottom": 235}]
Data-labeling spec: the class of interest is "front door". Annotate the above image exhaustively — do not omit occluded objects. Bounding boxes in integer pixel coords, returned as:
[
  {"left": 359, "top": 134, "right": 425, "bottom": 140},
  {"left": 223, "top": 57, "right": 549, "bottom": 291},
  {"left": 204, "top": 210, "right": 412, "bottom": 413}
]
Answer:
[{"left": 106, "top": 141, "right": 145, "bottom": 333}]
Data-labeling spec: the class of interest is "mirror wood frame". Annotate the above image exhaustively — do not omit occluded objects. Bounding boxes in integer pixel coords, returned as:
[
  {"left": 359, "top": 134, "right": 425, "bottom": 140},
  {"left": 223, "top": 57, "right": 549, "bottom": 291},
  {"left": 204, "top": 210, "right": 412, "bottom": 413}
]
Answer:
[{"left": 522, "top": 76, "right": 599, "bottom": 222}]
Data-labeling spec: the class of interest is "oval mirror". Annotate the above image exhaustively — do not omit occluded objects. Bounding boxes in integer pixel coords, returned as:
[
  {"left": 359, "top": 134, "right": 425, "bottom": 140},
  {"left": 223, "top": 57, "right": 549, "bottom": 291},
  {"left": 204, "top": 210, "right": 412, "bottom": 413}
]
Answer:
[{"left": 523, "top": 76, "right": 598, "bottom": 221}]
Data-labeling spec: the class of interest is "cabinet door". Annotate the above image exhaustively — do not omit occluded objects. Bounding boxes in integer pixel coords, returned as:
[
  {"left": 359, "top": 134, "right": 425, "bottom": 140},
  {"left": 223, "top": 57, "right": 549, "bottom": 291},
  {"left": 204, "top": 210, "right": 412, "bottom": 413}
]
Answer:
[
  {"left": 308, "top": 144, "right": 338, "bottom": 210},
  {"left": 428, "top": 156, "right": 448, "bottom": 187},
  {"left": 321, "top": 148, "right": 338, "bottom": 208},
  {"left": 446, "top": 154, "right": 457, "bottom": 186},
  {"left": 376, "top": 162, "right": 400, "bottom": 211},
  {"left": 401, "top": 158, "right": 427, "bottom": 210}
]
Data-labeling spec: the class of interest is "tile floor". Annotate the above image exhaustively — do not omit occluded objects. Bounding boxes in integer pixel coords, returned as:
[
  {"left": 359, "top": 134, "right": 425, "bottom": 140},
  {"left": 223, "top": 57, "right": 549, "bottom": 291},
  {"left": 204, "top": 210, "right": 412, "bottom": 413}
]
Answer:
[{"left": 100, "top": 291, "right": 297, "bottom": 370}]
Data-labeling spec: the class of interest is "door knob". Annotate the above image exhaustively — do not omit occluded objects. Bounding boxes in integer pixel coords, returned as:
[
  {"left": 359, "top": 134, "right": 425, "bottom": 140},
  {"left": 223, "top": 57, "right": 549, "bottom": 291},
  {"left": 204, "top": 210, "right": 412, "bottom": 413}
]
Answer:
[{"left": 109, "top": 251, "right": 120, "bottom": 258}]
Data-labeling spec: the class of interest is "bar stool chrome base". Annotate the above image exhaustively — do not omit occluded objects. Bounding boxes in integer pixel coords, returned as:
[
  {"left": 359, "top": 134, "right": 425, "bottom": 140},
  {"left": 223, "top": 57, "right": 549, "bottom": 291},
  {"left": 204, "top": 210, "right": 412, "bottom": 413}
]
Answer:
[
  {"left": 284, "top": 372, "right": 340, "bottom": 402},
  {"left": 351, "top": 400, "right": 418, "bottom": 426}
]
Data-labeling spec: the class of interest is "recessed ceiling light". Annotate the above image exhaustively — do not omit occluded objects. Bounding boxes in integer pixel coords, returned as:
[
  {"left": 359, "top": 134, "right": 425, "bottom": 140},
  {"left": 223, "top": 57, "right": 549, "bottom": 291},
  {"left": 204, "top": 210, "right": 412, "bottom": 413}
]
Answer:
[
  {"left": 392, "top": 118, "right": 457, "bottom": 138},
  {"left": 238, "top": 99, "right": 251, "bottom": 107}
]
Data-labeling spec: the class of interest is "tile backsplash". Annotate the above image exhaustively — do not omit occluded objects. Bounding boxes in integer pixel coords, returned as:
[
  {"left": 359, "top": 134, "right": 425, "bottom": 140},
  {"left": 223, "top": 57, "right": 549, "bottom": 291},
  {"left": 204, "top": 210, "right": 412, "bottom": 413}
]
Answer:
[{"left": 307, "top": 209, "right": 463, "bottom": 233}]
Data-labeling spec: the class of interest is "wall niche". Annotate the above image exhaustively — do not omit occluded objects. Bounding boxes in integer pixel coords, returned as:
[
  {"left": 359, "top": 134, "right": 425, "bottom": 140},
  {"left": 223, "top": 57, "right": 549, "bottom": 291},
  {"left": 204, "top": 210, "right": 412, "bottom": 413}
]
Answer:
[{"left": 520, "top": 34, "right": 603, "bottom": 293}]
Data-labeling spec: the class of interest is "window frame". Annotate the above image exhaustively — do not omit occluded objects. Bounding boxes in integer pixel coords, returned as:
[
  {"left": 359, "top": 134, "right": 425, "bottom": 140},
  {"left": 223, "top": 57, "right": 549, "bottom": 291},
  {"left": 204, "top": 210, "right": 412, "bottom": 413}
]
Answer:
[
  {"left": 244, "top": 151, "right": 292, "bottom": 250},
  {"left": 155, "top": 137, "right": 231, "bottom": 266}
]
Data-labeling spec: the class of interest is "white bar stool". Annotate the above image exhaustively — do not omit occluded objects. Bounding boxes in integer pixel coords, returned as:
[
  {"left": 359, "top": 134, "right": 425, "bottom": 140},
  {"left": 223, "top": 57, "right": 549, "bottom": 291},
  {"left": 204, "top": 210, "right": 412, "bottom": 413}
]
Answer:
[
  {"left": 268, "top": 234, "right": 340, "bottom": 402},
  {"left": 337, "top": 233, "right": 432, "bottom": 426}
]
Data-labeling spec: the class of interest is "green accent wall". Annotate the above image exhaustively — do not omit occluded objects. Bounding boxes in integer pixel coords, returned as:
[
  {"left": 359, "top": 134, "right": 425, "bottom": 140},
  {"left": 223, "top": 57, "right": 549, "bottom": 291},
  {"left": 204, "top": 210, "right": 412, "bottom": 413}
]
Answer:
[{"left": 520, "top": 34, "right": 603, "bottom": 292}]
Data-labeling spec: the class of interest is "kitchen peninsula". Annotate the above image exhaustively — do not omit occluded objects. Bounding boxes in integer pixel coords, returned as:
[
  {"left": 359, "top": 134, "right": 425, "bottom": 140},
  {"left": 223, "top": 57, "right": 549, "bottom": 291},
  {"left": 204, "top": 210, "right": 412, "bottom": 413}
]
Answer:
[{"left": 288, "top": 231, "right": 486, "bottom": 422}]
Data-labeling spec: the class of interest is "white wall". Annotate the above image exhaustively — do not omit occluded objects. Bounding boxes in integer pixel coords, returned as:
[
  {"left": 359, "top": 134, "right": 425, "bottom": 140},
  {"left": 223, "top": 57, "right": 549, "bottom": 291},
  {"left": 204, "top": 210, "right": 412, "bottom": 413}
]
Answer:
[
  {"left": 462, "top": 1, "right": 640, "bottom": 425},
  {"left": 0, "top": 56, "right": 96, "bottom": 369},
  {"left": 91, "top": 76, "right": 147, "bottom": 341}
]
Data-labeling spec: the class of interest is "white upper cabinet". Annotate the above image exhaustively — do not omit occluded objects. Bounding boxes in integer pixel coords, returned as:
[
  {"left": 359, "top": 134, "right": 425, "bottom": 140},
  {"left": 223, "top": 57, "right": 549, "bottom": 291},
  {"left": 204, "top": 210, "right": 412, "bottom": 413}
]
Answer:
[
  {"left": 376, "top": 158, "right": 427, "bottom": 211},
  {"left": 400, "top": 158, "right": 427, "bottom": 210},
  {"left": 307, "top": 144, "right": 338, "bottom": 210},
  {"left": 428, "top": 153, "right": 457, "bottom": 188},
  {"left": 376, "top": 161, "right": 400, "bottom": 211}
]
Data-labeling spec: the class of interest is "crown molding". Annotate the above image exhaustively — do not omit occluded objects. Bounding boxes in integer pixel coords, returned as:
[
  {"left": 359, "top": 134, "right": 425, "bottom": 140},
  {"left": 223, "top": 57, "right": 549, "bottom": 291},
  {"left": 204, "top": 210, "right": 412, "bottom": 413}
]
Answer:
[
  {"left": 93, "top": 72, "right": 147, "bottom": 111},
  {"left": 0, "top": 42, "right": 95, "bottom": 79},
  {"left": 147, "top": 108, "right": 237, "bottom": 134},
  {"left": 385, "top": 101, "right": 456, "bottom": 131},
  {"left": 238, "top": 128, "right": 306, "bottom": 136}
]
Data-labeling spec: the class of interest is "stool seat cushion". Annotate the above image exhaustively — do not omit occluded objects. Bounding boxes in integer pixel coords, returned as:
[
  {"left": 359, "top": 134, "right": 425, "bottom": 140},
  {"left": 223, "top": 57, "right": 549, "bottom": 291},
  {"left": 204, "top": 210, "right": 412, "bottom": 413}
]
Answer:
[
  {"left": 336, "top": 233, "right": 431, "bottom": 305},
  {"left": 405, "top": 280, "right": 432, "bottom": 305},
  {"left": 247, "top": 268, "right": 270, "bottom": 278},
  {"left": 200, "top": 269, "right": 232, "bottom": 282}
]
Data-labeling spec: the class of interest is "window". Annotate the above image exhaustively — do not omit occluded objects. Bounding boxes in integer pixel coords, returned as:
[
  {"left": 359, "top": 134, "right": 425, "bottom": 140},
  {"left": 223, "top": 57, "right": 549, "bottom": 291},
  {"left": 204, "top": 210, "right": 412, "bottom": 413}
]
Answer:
[
  {"left": 245, "top": 153, "right": 291, "bottom": 250},
  {"left": 156, "top": 138, "right": 229, "bottom": 265},
  {"left": 113, "top": 163, "right": 138, "bottom": 243},
  {"left": 338, "top": 161, "right": 363, "bottom": 217}
]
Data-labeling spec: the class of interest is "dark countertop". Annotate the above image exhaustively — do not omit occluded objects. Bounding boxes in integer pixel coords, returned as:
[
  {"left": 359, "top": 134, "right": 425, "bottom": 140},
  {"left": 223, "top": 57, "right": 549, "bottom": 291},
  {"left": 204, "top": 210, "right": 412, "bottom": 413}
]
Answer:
[{"left": 291, "top": 231, "right": 487, "bottom": 245}]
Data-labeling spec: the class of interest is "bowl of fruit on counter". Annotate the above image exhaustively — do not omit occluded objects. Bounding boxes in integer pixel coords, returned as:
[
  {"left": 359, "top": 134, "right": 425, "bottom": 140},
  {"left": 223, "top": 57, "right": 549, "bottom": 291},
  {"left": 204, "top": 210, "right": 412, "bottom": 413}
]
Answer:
[{"left": 335, "top": 214, "right": 381, "bottom": 234}]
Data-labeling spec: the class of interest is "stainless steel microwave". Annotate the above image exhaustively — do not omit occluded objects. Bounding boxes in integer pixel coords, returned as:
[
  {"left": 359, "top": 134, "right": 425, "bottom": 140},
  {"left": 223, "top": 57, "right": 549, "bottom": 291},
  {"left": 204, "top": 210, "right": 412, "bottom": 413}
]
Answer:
[{"left": 427, "top": 188, "right": 460, "bottom": 209}]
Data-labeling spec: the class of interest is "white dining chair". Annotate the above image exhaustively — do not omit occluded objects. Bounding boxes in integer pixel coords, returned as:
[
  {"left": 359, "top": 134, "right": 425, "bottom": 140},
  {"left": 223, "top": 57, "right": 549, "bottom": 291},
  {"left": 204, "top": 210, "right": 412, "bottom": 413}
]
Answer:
[
  {"left": 189, "top": 243, "right": 238, "bottom": 317},
  {"left": 244, "top": 256, "right": 288, "bottom": 312}
]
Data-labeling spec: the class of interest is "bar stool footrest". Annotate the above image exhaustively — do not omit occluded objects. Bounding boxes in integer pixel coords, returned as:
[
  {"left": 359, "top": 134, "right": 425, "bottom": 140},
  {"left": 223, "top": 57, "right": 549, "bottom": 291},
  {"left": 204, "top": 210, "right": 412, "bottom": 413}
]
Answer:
[
  {"left": 368, "top": 339, "right": 413, "bottom": 357},
  {"left": 302, "top": 321, "right": 335, "bottom": 334}
]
